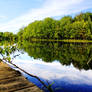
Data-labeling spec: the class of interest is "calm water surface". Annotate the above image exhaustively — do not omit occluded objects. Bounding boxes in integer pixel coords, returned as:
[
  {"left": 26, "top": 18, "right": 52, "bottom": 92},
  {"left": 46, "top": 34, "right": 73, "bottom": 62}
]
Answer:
[{"left": 5, "top": 41, "right": 92, "bottom": 92}]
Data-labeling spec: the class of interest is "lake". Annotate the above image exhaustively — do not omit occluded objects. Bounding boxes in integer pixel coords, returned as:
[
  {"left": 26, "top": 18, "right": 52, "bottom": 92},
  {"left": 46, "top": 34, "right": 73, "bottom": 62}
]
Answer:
[{"left": 1, "top": 41, "right": 92, "bottom": 92}]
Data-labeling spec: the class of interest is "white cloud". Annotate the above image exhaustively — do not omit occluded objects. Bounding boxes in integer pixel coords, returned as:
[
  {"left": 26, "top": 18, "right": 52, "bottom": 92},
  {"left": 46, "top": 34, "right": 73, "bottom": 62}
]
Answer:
[{"left": 0, "top": 0, "right": 91, "bottom": 33}]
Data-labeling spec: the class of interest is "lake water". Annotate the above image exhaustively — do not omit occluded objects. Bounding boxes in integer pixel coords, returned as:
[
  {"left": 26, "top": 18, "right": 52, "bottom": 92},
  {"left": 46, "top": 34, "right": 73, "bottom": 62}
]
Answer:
[{"left": 1, "top": 41, "right": 92, "bottom": 92}]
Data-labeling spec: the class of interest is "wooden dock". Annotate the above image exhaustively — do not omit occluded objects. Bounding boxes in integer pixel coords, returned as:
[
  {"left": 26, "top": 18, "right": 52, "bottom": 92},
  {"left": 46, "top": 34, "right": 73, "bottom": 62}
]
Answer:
[{"left": 0, "top": 62, "right": 43, "bottom": 92}]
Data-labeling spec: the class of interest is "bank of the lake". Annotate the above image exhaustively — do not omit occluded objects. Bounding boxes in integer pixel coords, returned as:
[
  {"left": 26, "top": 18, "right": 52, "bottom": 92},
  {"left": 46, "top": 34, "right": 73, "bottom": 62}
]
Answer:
[{"left": 26, "top": 38, "right": 92, "bottom": 43}]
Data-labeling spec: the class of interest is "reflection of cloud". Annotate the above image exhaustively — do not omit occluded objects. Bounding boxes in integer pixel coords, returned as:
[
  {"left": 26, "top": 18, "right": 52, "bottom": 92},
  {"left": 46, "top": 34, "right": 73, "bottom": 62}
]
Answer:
[
  {"left": 0, "top": 0, "right": 92, "bottom": 33},
  {"left": 13, "top": 58, "right": 92, "bottom": 85}
]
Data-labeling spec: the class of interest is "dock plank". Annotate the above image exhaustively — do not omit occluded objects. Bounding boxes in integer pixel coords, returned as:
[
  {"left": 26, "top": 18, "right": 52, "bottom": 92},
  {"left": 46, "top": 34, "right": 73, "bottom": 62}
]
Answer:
[{"left": 0, "top": 62, "right": 43, "bottom": 92}]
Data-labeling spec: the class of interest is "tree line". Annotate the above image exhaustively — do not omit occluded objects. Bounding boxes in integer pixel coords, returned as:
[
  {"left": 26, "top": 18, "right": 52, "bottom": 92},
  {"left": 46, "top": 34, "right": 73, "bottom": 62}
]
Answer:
[
  {"left": 0, "top": 12, "right": 92, "bottom": 41},
  {"left": 17, "top": 12, "right": 92, "bottom": 40},
  {"left": 0, "top": 32, "right": 17, "bottom": 41}
]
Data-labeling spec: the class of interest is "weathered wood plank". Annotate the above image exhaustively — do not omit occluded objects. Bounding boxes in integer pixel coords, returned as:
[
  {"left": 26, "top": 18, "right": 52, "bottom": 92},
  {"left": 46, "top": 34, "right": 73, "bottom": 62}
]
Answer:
[{"left": 0, "top": 62, "right": 43, "bottom": 92}]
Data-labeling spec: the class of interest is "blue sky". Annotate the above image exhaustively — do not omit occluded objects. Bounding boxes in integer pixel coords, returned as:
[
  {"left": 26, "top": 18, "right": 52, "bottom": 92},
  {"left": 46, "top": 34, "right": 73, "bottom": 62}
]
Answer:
[{"left": 0, "top": 0, "right": 92, "bottom": 33}]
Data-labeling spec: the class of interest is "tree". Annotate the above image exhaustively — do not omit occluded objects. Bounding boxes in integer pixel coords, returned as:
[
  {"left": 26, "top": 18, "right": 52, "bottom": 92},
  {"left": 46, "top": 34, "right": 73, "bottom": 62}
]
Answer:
[
  {"left": 17, "top": 12, "right": 92, "bottom": 40},
  {"left": 59, "top": 16, "right": 73, "bottom": 39}
]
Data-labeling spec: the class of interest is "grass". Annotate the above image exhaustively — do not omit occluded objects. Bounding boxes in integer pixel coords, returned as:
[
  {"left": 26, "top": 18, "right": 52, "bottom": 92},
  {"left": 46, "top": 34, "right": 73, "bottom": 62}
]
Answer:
[
  {"left": 30, "top": 38, "right": 92, "bottom": 43},
  {"left": 61, "top": 39, "right": 92, "bottom": 43}
]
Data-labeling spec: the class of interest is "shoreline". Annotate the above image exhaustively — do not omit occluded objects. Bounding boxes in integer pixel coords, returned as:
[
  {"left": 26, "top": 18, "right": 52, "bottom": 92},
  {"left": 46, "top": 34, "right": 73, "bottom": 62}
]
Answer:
[{"left": 26, "top": 39, "right": 92, "bottom": 43}]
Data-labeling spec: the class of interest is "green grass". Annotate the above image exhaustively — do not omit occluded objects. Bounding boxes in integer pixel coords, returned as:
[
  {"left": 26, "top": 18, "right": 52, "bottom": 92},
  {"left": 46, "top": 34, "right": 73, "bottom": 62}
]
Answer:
[
  {"left": 30, "top": 38, "right": 92, "bottom": 43},
  {"left": 61, "top": 39, "right": 92, "bottom": 43}
]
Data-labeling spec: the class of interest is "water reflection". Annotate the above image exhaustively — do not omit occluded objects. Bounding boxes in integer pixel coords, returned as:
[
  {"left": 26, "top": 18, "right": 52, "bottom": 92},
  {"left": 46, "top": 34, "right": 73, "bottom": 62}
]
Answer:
[
  {"left": 13, "top": 54, "right": 92, "bottom": 92},
  {"left": 1, "top": 41, "right": 92, "bottom": 92},
  {"left": 13, "top": 58, "right": 92, "bottom": 83},
  {"left": 18, "top": 41, "right": 92, "bottom": 70},
  {"left": 15, "top": 41, "right": 92, "bottom": 92}
]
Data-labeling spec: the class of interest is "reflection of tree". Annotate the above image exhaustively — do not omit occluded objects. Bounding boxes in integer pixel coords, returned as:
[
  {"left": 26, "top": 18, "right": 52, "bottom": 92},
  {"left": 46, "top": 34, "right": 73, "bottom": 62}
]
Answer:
[{"left": 18, "top": 41, "right": 92, "bottom": 70}]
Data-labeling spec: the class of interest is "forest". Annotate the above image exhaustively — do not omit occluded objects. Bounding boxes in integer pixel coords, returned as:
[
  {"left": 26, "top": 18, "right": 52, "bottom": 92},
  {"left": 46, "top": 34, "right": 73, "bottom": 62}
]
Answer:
[
  {"left": 17, "top": 12, "right": 92, "bottom": 40},
  {"left": 0, "top": 32, "right": 17, "bottom": 41},
  {"left": 0, "top": 12, "right": 92, "bottom": 41}
]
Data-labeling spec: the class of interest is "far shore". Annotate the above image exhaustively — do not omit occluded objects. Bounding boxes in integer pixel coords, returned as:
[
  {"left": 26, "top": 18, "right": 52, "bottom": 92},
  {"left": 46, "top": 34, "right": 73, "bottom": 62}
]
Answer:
[{"left": 28, "top": 39, "right": 92, "bottom": 43}]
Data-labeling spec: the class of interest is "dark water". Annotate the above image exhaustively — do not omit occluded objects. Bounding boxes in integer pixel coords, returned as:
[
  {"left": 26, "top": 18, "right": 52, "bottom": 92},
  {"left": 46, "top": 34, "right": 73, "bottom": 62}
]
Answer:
[{"left": 1, "top": 41, "right": 92, "bottom": 92}]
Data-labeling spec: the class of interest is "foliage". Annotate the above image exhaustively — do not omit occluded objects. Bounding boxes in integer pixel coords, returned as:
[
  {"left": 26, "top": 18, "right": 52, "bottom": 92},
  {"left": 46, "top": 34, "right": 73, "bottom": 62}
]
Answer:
[
  {"left": 17, "top": 12, "right": 92, "bottom": 40},
  {"left": 0, "top": 32, "right": 17, "bottom": 41},
  {"left": 0, "top": 44, "right": 18, "bottom": 62}
]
